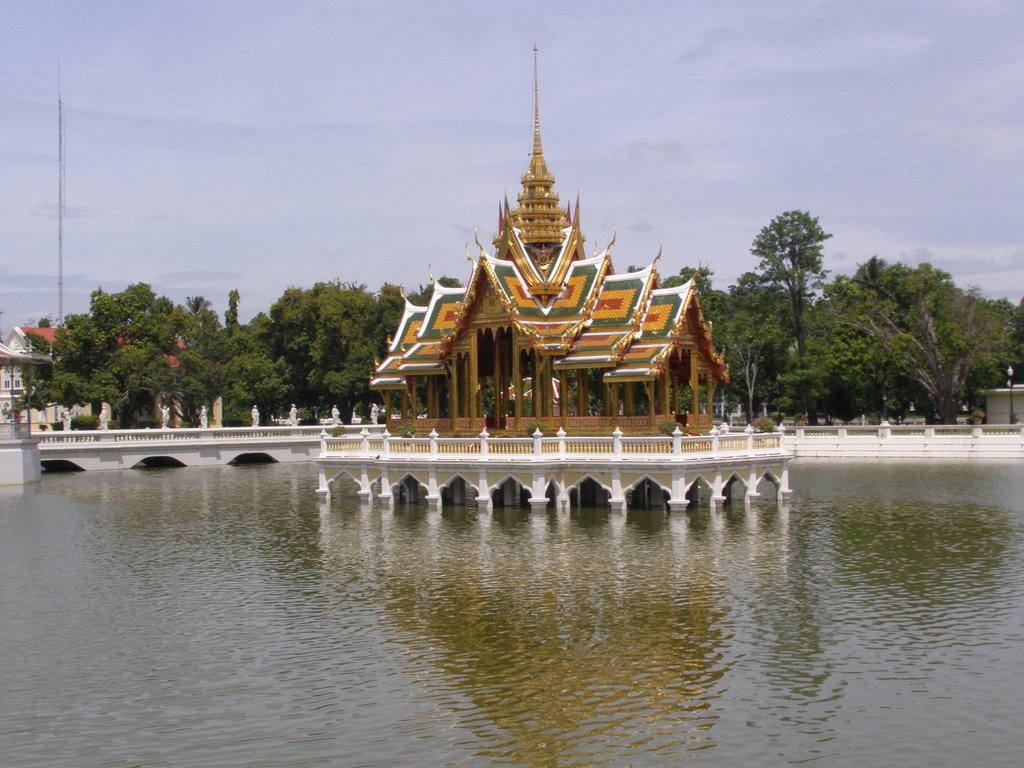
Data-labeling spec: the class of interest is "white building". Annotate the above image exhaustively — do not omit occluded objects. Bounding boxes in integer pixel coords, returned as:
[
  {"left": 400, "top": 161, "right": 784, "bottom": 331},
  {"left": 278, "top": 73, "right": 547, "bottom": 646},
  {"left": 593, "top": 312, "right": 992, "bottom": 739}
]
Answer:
[
  {"left": 1, "top": 326, "right": 57, "bottom": 426},
  {"left": 985, "top": 388, "right": 1020, "bottom": 425}
]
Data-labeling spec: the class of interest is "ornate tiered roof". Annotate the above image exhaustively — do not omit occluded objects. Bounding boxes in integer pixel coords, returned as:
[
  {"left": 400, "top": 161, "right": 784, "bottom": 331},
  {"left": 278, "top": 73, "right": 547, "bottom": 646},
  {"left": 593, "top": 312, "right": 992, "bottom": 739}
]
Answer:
[{"left": 370, "top": 54, "right": 726, "bottom": 393}]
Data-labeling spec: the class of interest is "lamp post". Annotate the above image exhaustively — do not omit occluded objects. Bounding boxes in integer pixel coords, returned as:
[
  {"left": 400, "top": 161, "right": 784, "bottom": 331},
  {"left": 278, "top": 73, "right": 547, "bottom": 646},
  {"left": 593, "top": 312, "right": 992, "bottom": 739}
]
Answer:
[{"left": 1008, "top": 366, "right": 1016, "bottom": 424}]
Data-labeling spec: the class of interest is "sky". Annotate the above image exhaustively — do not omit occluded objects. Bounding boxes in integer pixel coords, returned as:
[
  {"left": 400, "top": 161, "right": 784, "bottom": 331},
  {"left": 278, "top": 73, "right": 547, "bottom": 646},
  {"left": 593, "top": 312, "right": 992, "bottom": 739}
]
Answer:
[{"left": 2, "top": 0, "right": 1022, "bottom": 331}]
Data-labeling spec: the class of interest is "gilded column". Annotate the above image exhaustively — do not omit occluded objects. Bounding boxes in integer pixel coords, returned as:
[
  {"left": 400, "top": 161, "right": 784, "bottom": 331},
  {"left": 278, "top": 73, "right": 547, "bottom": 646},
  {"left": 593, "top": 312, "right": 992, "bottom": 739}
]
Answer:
[
  {"left": 494, "top": 332, "right": 504, "bottom": 428},
  {"left": 577, "top": 368, "right": 588, "bottom": 417},
  {"left": 690, "top": 355, "right": 699, "bottom": 417},
  {"left": 470, "top": 330, "right": 478, "bottom": 422},
  {"left": 560, "top": 370, "right": 568, "bottom": 428},
  {"left": 647, "top": 381, "right": 656, "bottom": 430},
  {"left": 451, "top": 355, "right": 460, "bottom": 421},
  {"left": 531, "top": 351, "right": 539, "bottom": 419},
  {"left": 512, "top": 337, "right": 521, "bottom": 431}
]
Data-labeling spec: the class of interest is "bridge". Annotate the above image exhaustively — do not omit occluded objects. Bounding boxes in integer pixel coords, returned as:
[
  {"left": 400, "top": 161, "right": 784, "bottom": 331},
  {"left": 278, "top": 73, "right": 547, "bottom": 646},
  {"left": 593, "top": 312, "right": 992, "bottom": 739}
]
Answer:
[
  {"left": 316, "top": 425, "right": 792, "bottom": 513},
  {"left": 36, "top": 425, "right": 328, "bottom": 471}
]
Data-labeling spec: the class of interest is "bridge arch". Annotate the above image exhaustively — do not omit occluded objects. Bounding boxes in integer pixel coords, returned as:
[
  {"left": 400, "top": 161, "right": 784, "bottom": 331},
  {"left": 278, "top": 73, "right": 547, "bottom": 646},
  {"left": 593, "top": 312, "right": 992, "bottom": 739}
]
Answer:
[
  {"left": 392, "top": 473, "right": 428, "bottom": 505},
  {"left": 40, "top": 458, "right": 85, "bottom": 473},
  {"left": 488, "top": 473, "right": 530, "bottom": 509},
  {"left": 685, "top": 474, "right": 715, "bottom": 507},
  {"left": 624, "top": 475, "right": 671, "bottom": 510},
  {"left": 321, "top": 466, "right": 358, "bottom": 495},
  {"left": 722, "top": 471, "right": 748, "bottom": 505},
  {"left": 758, "top": 468, "right": 786, "bottom": 499},
  {"left": 133, "top": 456, "right": 188, "bottom": 469},
  {"left": 439, "top": 473, "right": 477, "bottom": 505},
  {"left": 567, "top": 475, "right": 612, "bottom": 508},
  {"left": 228, "top": 452, "right": 278, "bottom": 465}
]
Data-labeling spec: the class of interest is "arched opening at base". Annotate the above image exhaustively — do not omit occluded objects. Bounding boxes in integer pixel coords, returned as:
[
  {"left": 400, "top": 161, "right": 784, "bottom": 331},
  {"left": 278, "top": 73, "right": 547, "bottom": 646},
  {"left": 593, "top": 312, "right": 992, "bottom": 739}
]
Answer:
[
  {"left": 40, "top": 459, "right": 85, "bottom": 473},
  {"left": 230, "top": 453, "right": 278, "bottom": 465},
  {"left": 491, "top": 477, "right": 528, "bottom": 509},
  {"left": 394, "top": 475, "right": 427, "bottom": 505},
  {"left": 686, "top": 477, "right": 713, "bottom": 508},
  {"left": 627, "top": 478, "right": 668, "bottom": 510},
  {"left": 441, "top": 476, "right": 477, "bottom": 506},
  {"left": 133, "top": 456, "right": 187, "bottom": 469},
  {"left": 757, "top": 472, "right": 783, "bottom": 498},
  {"left": 570, "top": 477, "right": 610, "bottom": 508},
  {"left": 723, "top": 474, "right": 747, "bottom": 506}
]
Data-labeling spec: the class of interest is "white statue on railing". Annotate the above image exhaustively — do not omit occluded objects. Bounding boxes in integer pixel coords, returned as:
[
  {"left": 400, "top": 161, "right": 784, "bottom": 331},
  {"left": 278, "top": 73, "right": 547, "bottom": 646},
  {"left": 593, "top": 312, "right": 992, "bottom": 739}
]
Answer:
[
  {"left": 370, "top": 403, "right": 379, "bottom": 425},
  {"left": 289, "top": 403, "right": 298, "bottom": 426},
  {"left": 199, "top": 405, "right": 208, "bottom": 429},
  {"left": 160, "top": 405, "right": 170, "bottom": 429},
  {"left": 99, "top": 404, "right": 110, "bottom": 430},
  {"left": 331, "top": 404, "right": 340, "bottom": 426},
  {"left": 251, "top": 405, "right": 260, "bottom": 427},
  {"left": 62, "top": 407, "right": 72, "bottom": 432}
]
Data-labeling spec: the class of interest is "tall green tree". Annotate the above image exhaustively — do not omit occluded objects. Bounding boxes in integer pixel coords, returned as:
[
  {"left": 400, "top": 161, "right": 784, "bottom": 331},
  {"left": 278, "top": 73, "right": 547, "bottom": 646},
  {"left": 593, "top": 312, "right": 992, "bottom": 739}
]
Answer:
[
  {"left": 176, "top": 295, "right": 229, "bottom": 425},
  {"left": 221, "top": 312, "right": 289, "bottom": 425},
  {"left": 49, "top": 283, "right": 182, "bottom": 427},
  {"left": 722, "top": 272, "right": 787, "bottom": 421},
  {"left": 750, "top": 210, "right": 832, "bottom": 423},
  {"left": 827, "top": 260, "right": 1011, "bottom": 424},
  {"left": 265, "top": 280, "right": 415, "bottom": 420}
]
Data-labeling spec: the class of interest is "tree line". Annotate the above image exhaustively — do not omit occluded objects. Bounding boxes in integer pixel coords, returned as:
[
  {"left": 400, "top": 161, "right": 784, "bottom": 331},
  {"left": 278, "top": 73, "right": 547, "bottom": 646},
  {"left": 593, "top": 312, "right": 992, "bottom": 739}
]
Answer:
[{"left": 20, "top": 210, "right": 1024, "bottom": 427}]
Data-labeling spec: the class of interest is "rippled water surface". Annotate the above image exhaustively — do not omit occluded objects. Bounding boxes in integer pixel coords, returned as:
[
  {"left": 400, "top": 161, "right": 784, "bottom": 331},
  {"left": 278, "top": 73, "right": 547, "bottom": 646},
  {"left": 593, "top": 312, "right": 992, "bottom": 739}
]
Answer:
[{"left": 2, "top": 460, "right": 1023, "bottom": 767}]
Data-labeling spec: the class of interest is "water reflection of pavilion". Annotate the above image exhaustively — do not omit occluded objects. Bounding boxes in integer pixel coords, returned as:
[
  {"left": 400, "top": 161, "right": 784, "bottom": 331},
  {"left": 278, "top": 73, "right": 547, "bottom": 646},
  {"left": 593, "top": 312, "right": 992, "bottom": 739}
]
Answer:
[{"left": 313, "top": 496, "right": 794, "bottom": 766}]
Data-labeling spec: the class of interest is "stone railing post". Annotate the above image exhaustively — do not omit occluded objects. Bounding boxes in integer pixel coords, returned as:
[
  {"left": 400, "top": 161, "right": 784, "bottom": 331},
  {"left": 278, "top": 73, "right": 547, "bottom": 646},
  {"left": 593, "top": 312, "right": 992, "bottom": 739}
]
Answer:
[
  {"left": 319, "top": 428, "right": 328, "bottom": 458},
  {"left": 879, "top": 420, "right": 891, "bottom": 439},
  {"left": 744, "top": 423, "right": 754, "bottom": 453},
  {"left": 556, "top": 427, "right": 566, "bottom": 456},
  {"left": 711, "top": 424, "right": 720, "bottom": 453},
  {"left": 971, "top": 423, "right": 982, "bottom": 438},
  {"left": 533, "top": 427, "right": 543, "bottom": 457},
  {"left": 672, "top": 425, "right": 682, "bottom": 457},
  {"left": 429, "top": 428, "right": 438, "bottom": 456},
  {"left": 612, "top": 426, "right": 623, "bottom": 458},
  {"left": 479, "top": 427, "right": 489, "bottom": 459},
  {"left": 381, "top": 428, "right": 391, "bottom": 457},
  {"left": 360, "top": 427, "right": 370, "bottom": 456},
  {"left": 925, "top": 425, "right": 935, "bottom": 440}
]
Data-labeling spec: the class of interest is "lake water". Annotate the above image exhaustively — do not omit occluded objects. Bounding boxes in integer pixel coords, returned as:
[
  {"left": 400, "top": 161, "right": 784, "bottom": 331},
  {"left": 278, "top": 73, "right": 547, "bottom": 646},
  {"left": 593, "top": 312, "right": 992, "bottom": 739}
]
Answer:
[{"left": 2, "top": 460, "right": 1022, "bottom": 767}]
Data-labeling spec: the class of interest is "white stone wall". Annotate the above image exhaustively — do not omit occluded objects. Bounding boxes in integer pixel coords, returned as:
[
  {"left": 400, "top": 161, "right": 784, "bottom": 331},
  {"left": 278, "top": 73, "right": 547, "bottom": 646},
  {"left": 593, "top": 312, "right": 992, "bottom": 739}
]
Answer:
[{"left": 785, "top": 424, "right": 1024, "bottom": 460}]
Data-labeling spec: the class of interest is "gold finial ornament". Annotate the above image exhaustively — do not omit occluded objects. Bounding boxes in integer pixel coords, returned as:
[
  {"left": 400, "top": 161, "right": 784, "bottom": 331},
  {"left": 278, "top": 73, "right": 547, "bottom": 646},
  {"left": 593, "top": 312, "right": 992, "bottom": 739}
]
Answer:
[{"left": 509, "top": 45, "right": 566, "bottom": 250}]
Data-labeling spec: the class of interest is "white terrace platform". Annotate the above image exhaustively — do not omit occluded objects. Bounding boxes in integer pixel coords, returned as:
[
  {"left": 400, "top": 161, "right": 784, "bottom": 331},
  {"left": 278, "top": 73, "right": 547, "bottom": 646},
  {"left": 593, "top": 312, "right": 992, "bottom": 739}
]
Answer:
[{"left": 315, "top": 426, "right": 792, "bottom": 513}]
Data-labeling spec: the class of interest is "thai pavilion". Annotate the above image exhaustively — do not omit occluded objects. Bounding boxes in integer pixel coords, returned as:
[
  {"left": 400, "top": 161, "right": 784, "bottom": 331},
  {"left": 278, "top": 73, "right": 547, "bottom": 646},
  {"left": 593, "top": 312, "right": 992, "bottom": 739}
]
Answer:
[{"left": 370, "top": 72, "right": 727, "bottom": 436}]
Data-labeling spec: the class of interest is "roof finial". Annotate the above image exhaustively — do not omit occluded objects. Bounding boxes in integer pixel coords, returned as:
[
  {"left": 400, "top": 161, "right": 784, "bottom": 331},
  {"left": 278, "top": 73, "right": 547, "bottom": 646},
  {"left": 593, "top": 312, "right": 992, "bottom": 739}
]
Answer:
[
  {"left": 533, "top": 44, "right": 542, "bottom": 158},
  {"left": 511, "top": 46, "right": 563, "bottom": 248}
]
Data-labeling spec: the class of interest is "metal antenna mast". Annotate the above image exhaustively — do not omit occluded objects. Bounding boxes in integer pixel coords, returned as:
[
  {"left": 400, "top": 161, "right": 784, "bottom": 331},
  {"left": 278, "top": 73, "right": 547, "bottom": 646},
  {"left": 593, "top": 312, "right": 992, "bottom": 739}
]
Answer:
[{"left": 58, "top": 60, "right": 65, "bottom": 326}]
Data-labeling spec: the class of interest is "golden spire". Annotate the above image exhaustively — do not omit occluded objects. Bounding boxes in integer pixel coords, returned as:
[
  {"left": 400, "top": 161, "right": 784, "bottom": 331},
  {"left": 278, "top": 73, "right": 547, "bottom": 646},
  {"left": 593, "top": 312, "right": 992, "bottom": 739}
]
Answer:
[{"left": 510, "top": 45, "right": 565, "bottom": 251}]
